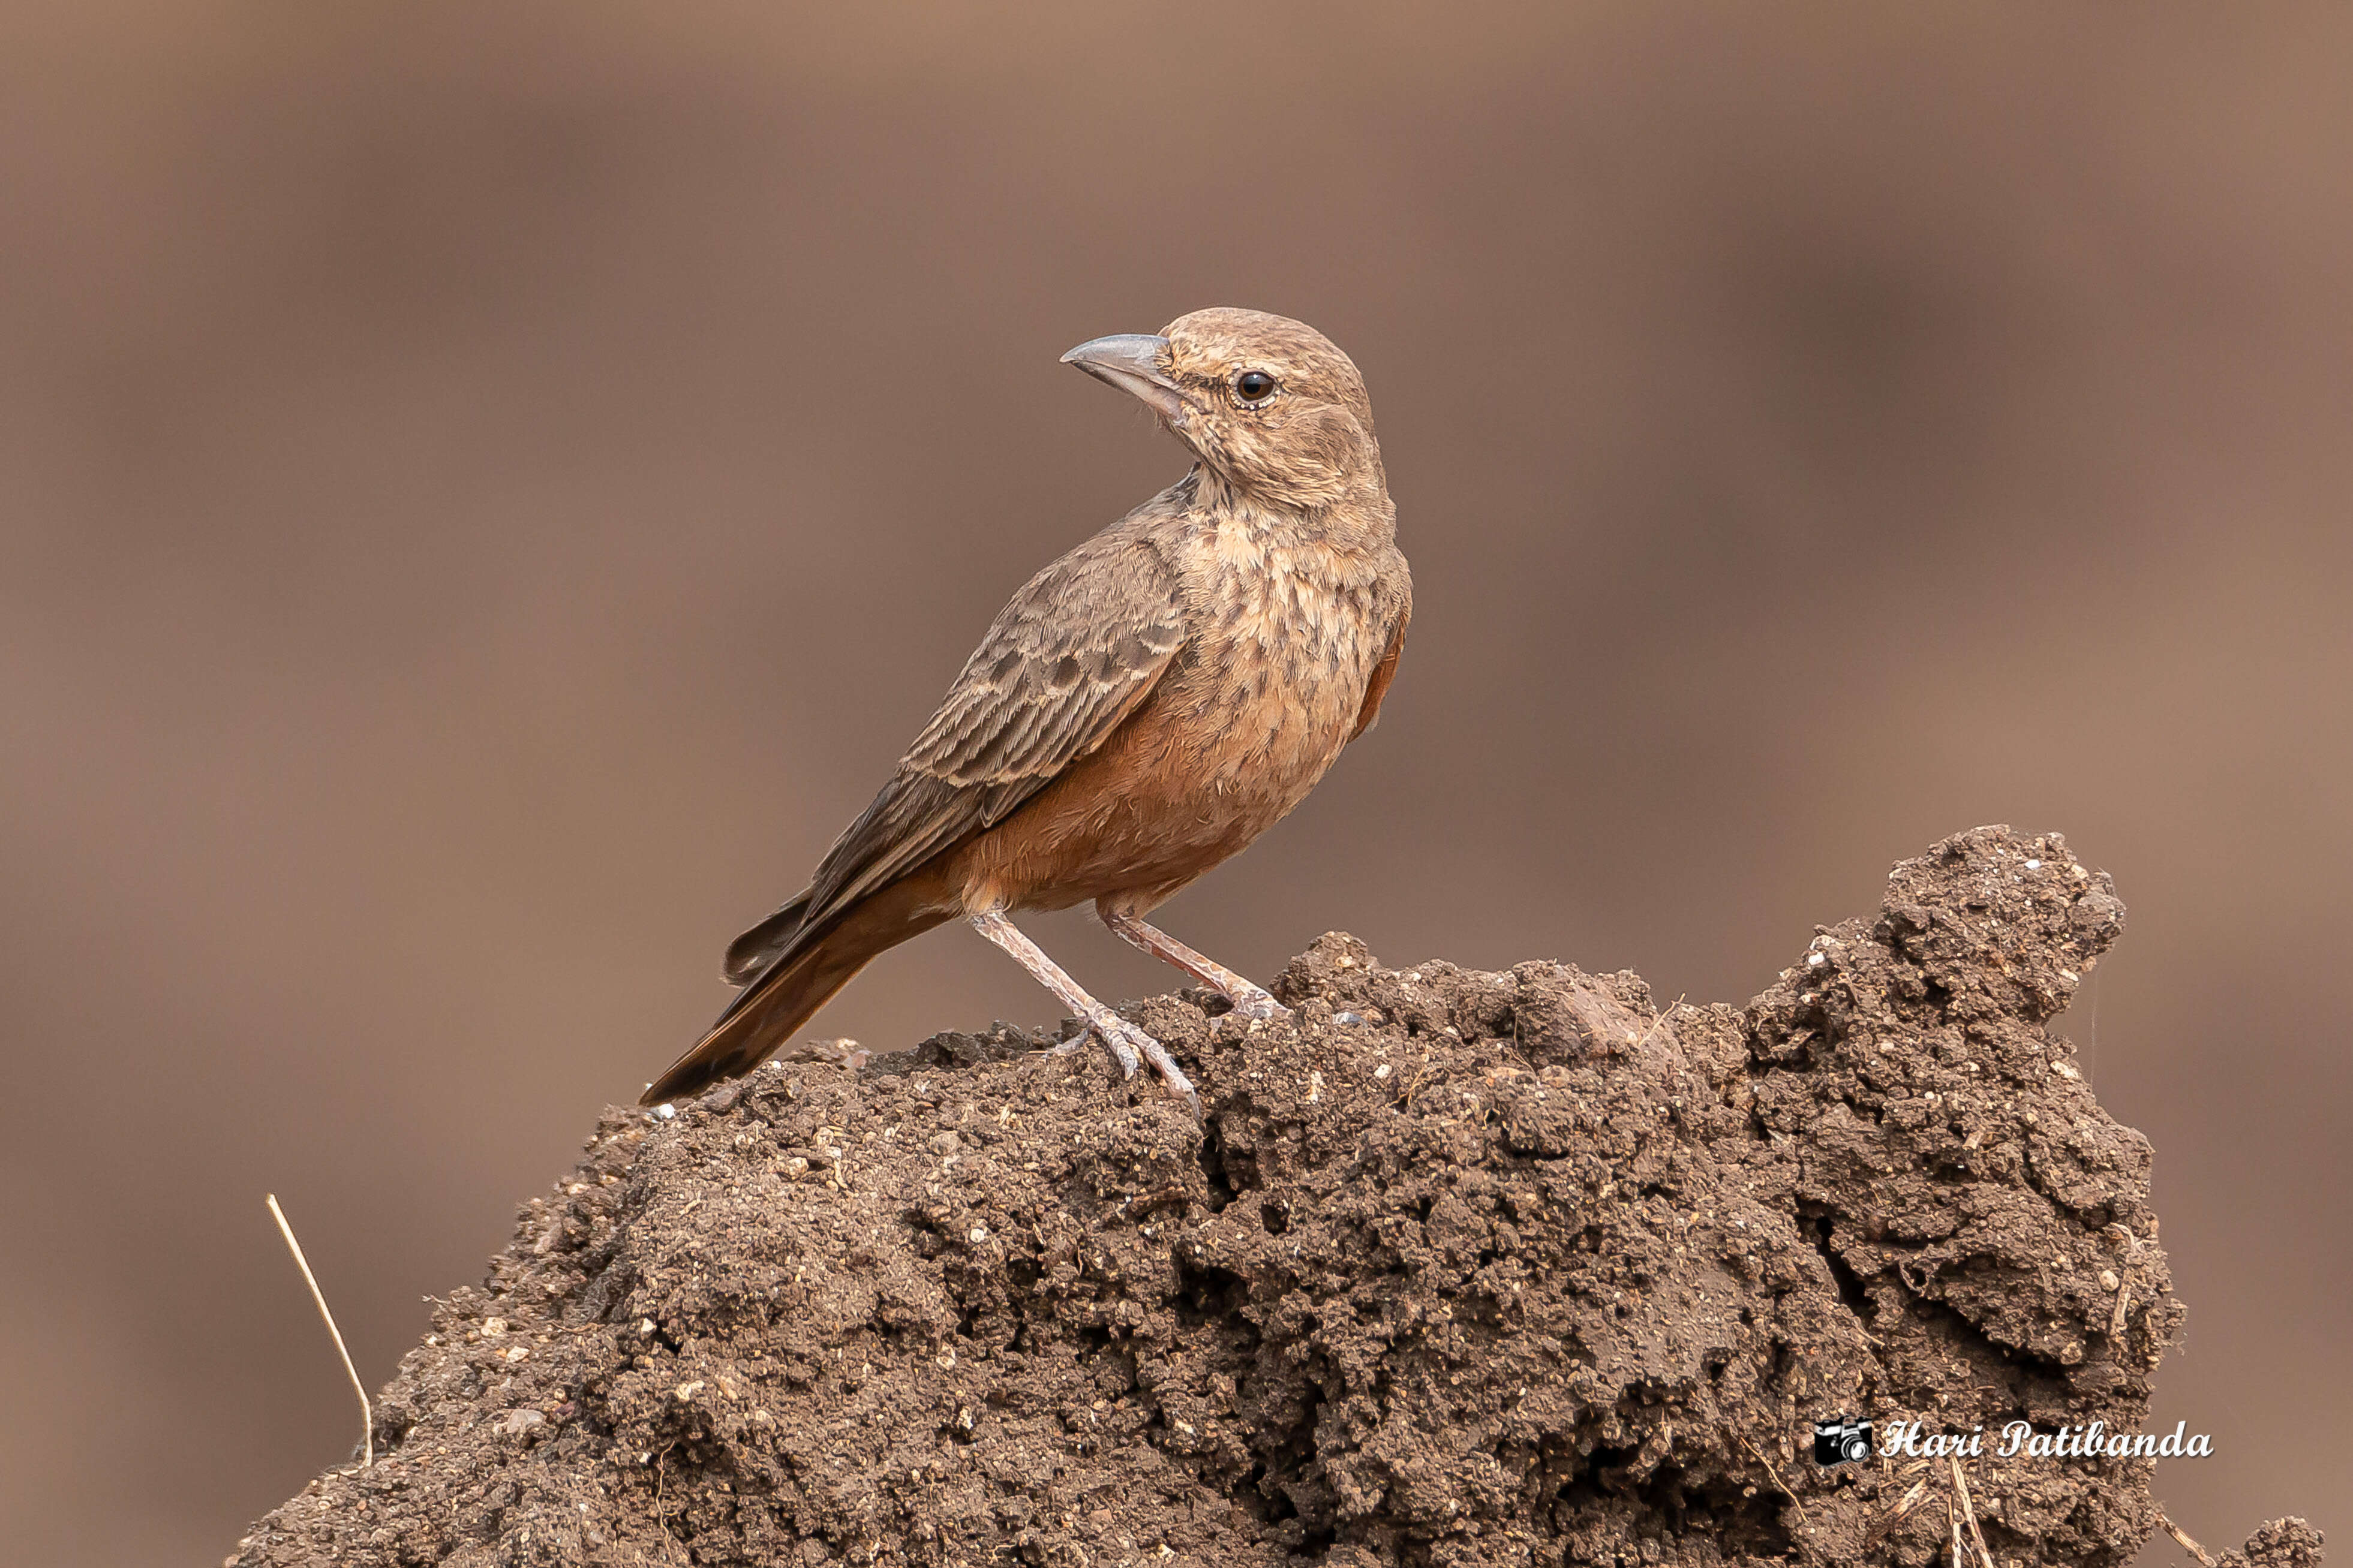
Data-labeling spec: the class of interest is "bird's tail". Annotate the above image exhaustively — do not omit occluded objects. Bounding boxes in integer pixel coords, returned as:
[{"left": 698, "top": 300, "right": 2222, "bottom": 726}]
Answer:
[
  {"left": 721, "top": 887, "right": 814, "bottom": 985},
  {"left": 639, "top": 884, "right": 950, "bottom": 1105}
]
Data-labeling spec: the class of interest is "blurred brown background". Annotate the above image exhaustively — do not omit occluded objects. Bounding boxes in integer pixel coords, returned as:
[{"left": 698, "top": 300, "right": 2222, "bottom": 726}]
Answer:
[{"left": 2, "top": 2, "right": 2346, "bottom": 1559}]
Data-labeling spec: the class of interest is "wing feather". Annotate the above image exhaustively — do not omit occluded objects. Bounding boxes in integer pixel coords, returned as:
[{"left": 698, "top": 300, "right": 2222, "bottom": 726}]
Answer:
[{"left": 784, "top": 526, "right": 1189, "bottom": 945}]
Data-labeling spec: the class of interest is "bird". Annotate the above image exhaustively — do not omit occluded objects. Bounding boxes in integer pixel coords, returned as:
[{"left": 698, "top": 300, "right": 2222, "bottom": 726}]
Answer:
[{"left": 641, "top": 308, "right": 1410, "bottom": 1110}]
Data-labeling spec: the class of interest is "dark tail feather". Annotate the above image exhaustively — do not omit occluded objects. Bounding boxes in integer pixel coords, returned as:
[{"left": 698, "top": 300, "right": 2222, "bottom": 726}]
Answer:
[
  {"left": 641, "top": 887, "right": 948, "bottom": 1105},
  {"left": 722, "top": 888, "right": 815, "bottom": 985}
]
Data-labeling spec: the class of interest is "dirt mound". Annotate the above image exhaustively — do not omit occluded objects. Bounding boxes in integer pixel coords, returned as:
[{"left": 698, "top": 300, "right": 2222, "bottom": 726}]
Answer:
[{"left": 229, "top": 827, "right": 2316, "bottom": 1567}]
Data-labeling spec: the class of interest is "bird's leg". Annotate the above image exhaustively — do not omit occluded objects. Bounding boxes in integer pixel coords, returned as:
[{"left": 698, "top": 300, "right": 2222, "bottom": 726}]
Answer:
[
  {"left": 1098, "top": 908, "right": 1292, "bottom": 1022},
  {"left": 966, "top": 910, "right": 1198, "bottom": 1109}
]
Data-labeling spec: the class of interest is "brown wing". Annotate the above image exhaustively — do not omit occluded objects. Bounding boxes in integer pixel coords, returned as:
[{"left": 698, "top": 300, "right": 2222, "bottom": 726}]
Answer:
[
  {"left": 1349, "top": 598, "right": 1410, "bottom": 742},
  {"left": 743, "top": 527, "right": 1189, "bottom": 981}
]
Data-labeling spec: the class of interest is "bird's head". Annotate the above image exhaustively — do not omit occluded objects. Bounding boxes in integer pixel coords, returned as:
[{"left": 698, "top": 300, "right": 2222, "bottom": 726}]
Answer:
[{"left": 1061, "top": 308, "right": 1383, "bottom": 510}]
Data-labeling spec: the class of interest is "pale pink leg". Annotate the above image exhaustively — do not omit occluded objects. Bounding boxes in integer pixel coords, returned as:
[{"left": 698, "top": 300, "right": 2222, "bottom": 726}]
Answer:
[
  {"left": 1098, "top": 908, "right": 1291, "bottom": 1022},
  {"left": 967, "top": 910, "right": 1197, "bottom": 1110}
]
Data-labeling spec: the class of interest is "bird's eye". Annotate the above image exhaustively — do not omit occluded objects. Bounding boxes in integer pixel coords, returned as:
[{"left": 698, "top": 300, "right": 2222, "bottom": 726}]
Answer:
[{"left": 1235, "top": 370, "right": 1278, "bottom": 404}]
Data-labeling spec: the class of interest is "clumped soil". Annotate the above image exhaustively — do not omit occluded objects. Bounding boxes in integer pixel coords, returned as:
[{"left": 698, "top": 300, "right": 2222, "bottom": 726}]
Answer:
[{"left": 232, "top": 828, "right": 2318, "bottom": 1568}]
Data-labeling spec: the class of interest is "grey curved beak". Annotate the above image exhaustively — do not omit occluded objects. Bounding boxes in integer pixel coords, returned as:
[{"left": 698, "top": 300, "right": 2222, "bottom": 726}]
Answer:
[{"left": 1060, "top": 333, "right": 1185, "bottom": 422}]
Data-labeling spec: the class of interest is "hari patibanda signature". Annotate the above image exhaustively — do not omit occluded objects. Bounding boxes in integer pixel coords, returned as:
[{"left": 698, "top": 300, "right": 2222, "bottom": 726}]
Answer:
[{"left": 1875, "top": 1417, "right": 2214, "bottom": 1461}]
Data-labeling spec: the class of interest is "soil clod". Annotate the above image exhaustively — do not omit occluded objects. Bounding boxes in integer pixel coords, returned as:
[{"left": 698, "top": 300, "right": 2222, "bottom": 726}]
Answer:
[{"left": 229, "top": 828, "right": 2318, "bottom": 1567}]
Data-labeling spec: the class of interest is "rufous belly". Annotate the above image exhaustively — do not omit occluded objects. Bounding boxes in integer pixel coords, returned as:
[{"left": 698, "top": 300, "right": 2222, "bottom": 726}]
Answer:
[{"left": 948, "top": 640, "right": 1366, "bottom": 917}]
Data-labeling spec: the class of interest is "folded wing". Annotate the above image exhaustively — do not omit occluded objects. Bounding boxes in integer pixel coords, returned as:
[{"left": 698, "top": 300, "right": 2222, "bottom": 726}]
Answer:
[{"left": 716, "top": 526, "right": 1191, "bottom": 1017}]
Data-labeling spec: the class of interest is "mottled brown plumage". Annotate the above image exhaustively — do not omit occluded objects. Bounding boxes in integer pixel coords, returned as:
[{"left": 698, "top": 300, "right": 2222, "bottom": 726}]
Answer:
[{"left": 644, "top": 308, "right": 1410, "bottom": 1108}]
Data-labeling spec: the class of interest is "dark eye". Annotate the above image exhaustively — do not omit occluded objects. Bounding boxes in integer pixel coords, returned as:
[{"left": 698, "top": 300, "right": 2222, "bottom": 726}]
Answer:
[{"left": 1235, "top": 370, "right": 1277, "bottom": 404}]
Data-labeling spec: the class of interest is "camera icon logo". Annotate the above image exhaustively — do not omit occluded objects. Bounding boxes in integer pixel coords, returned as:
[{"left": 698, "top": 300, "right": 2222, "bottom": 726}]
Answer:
[{"left": 1812, "top": 1414, "right": 1874, "bottom": 1465}]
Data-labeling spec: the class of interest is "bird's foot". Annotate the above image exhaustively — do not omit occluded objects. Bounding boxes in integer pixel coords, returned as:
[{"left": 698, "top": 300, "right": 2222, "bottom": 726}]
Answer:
[
  {"left": 1219, "top": 982, "right": 1291, "bottom": 1024},
  {"left": 966, "top": 911, "right": 1195, "bottom": 1111},
  {"left": 1045, "top": 1015, "right": 1137, "bottom": 1075},
  {"left": 1051, "top": 1011, "right": 1196, "bottom": 1113},
  {"left": 1121, "top": 1022, "right": 1198, "bottom": 1114},
  {"left": 1096, "top": 911, "right": 1287, "bottom": 1033}
]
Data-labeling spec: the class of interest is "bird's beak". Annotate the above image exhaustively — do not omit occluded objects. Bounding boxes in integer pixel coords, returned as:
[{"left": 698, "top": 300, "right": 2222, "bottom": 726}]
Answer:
[{"left": 1060, "top": 334, "right": 1185, "bottom": 422}]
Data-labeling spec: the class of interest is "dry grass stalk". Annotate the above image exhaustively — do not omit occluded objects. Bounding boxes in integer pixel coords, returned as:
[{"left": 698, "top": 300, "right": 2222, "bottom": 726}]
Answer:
[
  {"left": 1864, "top": 1472, "right": 1933, "bottom": 1549},
  {"left": 1949, "top": 1456, "right": 1996, "bottom": 1568},
  {"left": 2156, "top": 1508, "right": 2219, "bottom": 1568},
  {"left": 1735, "top": 1430, "right": 1810, "bottom": 1524},
  {"left": 265, "top": 1193, "right": 372, "bottom": 1468}
]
